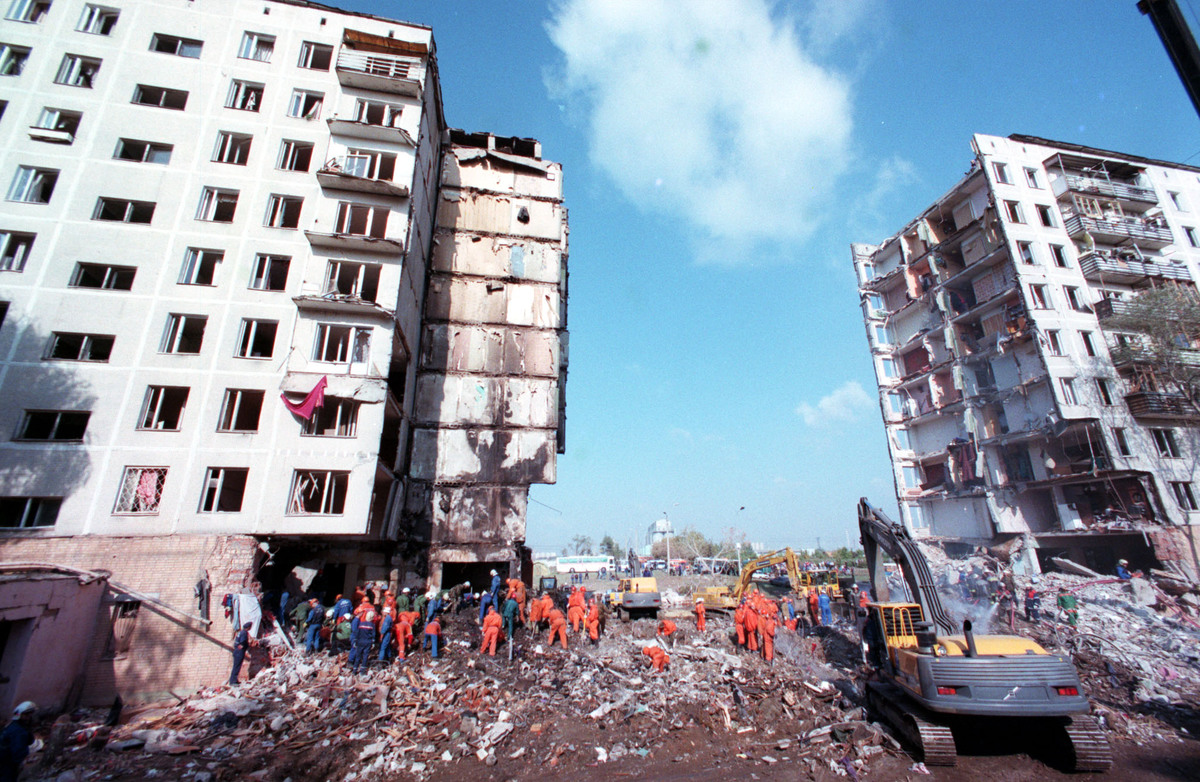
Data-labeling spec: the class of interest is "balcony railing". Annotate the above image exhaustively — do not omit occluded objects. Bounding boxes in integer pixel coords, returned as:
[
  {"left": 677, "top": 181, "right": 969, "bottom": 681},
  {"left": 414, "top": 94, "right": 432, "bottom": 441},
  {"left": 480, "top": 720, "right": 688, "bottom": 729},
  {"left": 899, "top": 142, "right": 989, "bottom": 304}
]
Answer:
[
  {"left": 336, "top": 50, "right": 424, "bottom": 95},
  {"left": 1055, "top": 174, "right": 1158, "bottom": 204},
  {"left": 316, "top": 157, "right": 409, "bottom": 198},
  {"left": 1125, "top": 391, "right": 1200, "bottom": 421},
  {"left": 1063, "top": 214, "right": 1174, "bottom": 247},
  {"left": 1092, "top": 298, "right": 1134, "bottom": 320},
  {"left": 1111, "top": 345, "right": 1200, "bottom": 369},
  {"left": 1078, "top": 250, "right": 1192, "bottom": 284}
]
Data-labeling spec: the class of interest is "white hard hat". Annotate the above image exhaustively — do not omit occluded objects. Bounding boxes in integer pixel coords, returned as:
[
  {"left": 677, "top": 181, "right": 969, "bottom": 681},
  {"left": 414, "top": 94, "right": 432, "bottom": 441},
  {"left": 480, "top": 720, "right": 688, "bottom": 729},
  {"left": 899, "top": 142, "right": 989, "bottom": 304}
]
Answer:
[
  {"left": 13, "top": 701, "right": 35, "bottom": 717},
  {"left": 1118, "top": 559, "right": 1129, "bottom": 565},
  {"left": 695, "top": 597, "right": 703, "bottom": 602},
  {"left": 490, "top": 569, "right": 497, "bottom": 576},
  {"left": 402, "top": 587, "right": 410, "bottom": 594},
  {"left": 365, "top": 611, "right": 376, "bottom": 622}
]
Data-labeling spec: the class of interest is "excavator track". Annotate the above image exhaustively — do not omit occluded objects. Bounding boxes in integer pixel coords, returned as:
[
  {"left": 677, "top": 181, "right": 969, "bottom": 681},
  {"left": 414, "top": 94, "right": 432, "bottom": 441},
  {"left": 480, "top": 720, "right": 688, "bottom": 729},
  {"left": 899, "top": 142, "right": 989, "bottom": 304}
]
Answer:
[
  {"left": 1064, "top": 714, "right": 1113, "bottom": 772},
  {"left": 866, "top": 682, "right": 957, "bottom": 766}
]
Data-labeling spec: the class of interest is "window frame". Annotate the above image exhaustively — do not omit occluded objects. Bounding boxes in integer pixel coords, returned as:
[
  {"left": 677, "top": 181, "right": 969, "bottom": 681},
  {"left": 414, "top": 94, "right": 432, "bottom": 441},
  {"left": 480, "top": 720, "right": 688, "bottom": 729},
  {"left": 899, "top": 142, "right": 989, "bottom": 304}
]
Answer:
[
  {"left": 7, "top": 166, "right": 58, "bottom": 204},
  {"left": 992, "top": 162, "right": 1012, "bottom": 185},
  {"left": 1035, "top": 204, "right": 1056, "bottom": 227},
  {"left": 238, "top": 31, "right": 275, "bottom": 62},
  {"left": 0, "top": 230, "right": 34, "bottom": 271},
  {"left": 249, "top": 253, "right": 289, "bottom": 291},
  {"left": 113, "top": 466, "right": 167, "bottom": 514},
  {"left": 1029, "top": 283, "right": 1049, "bottom": 309},
  {"left": 0, "top": 43, "right": 31, "bottom": 76},
  {"left": 277, "top": 140, "right": 314, "bottom": 172},
  {"left": 1004, "top": 200, "right": 1024, "bottom": 224},
  {"left": 16, "top": 410, "right": 90, "bottom": 442},
  {"left": 5, "top": 0, "right": 50, "bottom": 23},
  {"left": 159, "top": 313, "right": 206, "bottom": 354},
  {"left": 1024, "top": 167, "right": 1041, "bottom": 188},
  {"left": 234, "top": 318, "right": 277, "bottom": 359},
  {"left": 212, "top": 131, "right": 252, "bottom": 166},
  {"left": 1112, "top": 427, "right": 1131, "bottom": 457},
  {"left": 300, "top": 397, "right": 360, "bottom": 437},
  {"left": 1059, "top": 377, "right": 1077, "bottom": 405},
  {"left": 287, "top": 89, "right": 323, "bottom": 119},
  {"left": 179, "top": 247, "right": 223, "bottom": 286},
  {"left": 93, "top": 197, "right": 155, "bottom": 223},
  {"left": 225, "top": 80, "right": 263, "bottom": 112},
  {"left": 138, "top": 385, "right": 189, "bottom": 430},
  {"left": 1080, "top": 330, "right": 1097, "bottom": 357},
  {"left": 131, "top": 84, "right": 188, "bottom": 110},
  {"left": 33, "top": 107, "right": 82, "bottom": 140},
  {"left": 70, "top": 262, "right": 135, "bottom": 291},
  {"left": 1095, "top": 377, "right": 1114, "bottom": 406},
  {"left": 112, "top": 138, "right": 172, "bottom": 164},
  {"left": 77, "top": 4, "right": 118, "bottom": 35},
  {"left": 1046, "top": 329, "right": 1062, "bottom": 356},
  {"left": 1151, "top": 428, "right": 1181, "bottom": 458},
  {"left": 334, "top": 202, "right": 388, "bottom": 237},
  {"left": 196, "top": 187, "right": 238, "bottom": 223},
  {"left": 0, "top": 497, "right": 60, "bottom": 528},
  {"left": 263, "top": 194, "right": 303, "bottom": 229},
  {"left": 46, "top": 331, "right": 113, "bottom": 361},
  {"left": 54, "top": 53, "right": 101, "bottom": 88},
  {"left": 149, "top": 33, "right": 202, "bottom": 59},
  {"left": 217, "top": 389, "right": 264, "bottom": 433},
  {"left": 297, "top": 41, "right": 333, "bottom": 70},
  {"left": 1172, "top": 482, "right": 1199, "bottom": 511},
  {"left": 313, "top": 323, "right": 371, "bottom": 364},
  {"left": 287, "top": 469, "right": 349, "bottom": 515},
  {"left": 198, "top": 467, "right": 248, "bottom": 513}
]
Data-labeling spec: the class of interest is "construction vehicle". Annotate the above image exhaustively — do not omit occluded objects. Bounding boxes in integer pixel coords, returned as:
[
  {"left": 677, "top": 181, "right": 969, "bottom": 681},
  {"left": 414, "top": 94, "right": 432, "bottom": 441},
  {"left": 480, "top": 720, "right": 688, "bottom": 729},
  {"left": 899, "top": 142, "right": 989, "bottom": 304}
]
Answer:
[
  {"left": 608, "top": 576, "right": 661, "bottom": 620},
  {"left": 694, "top": 548, "right": 805, "bottom": 612},
  {"left": 857, "top": 498, "right": 1111, "bottom": 770}
]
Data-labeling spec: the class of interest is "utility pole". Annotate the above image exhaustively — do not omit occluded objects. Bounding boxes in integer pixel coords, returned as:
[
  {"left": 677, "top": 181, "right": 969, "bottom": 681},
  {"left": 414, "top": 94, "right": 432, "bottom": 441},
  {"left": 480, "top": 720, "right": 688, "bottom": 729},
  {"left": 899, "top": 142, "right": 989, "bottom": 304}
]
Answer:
[{"left": 1140, "top": 0, "right": 1200, "bottom": 119}]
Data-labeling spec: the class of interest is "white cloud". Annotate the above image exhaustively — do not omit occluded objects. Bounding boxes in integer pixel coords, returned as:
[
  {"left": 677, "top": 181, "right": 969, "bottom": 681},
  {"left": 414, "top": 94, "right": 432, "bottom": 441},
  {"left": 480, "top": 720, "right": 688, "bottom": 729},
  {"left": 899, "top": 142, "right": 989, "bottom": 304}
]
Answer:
[
  {"left": 795, "top": 380, "right": 873, "bottom": 427},
  {"left": 546, "top": 0, "right": 858, "bottom": 258}
]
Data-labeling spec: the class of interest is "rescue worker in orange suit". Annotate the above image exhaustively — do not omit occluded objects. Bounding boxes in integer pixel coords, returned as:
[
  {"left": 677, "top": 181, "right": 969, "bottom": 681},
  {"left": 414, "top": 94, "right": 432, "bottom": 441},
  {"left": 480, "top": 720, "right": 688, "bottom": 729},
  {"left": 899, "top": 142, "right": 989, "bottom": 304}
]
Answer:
[
  {"left": 510, "top": 578, "right": 528, "bottom": 622},
  {"left": 808, "top": 590, "right": 820, "bottom": 626},
  {"left": 733, "top": 602, "right": 746, "bottom": 648},
  {"left": 480, "top": 606, "right": 502, "bottom": 656},
  {"left": 693, "top": 597, "right": 706, "bottom": 632},
  {"left": 548, "top": 607, "right": 568, "bottom": 649},
  {"left": 567, "top": 587, "right": 585, "bottom": 633},
  {"left": 353, "top": 595, "right": 373, "bottom": 621},
  {"left": 743, "top": 605, "right": 759, "bottom": 652},
  {"left": 859, "top": 588, "right": 870, "bottom": 610},
  {"left": 529, "top": 591, "right": 544, "bottom": 628},
  {"left": 761, "top": 612, "right": 777, "bottom": 663},
  {"left": 539, "top": 593, "right": 555, "bottom": 630},
  {"left": 657, "top": 618, "right": 677, "bottom": 648},
  {"left": 394, "top": 611, "right": 414, "bottom": 661},
  {"left": 642, "top": 644, "right": 669, "bottom": 672},
  {"left": 782, "top": 596, "right": 798, "bottom": 632},
  {"left": 424, "top": 616, "right": 441, "bottom": 658},
  {"left": 585, "top": 600, "right": 600, "bottom": 645}
]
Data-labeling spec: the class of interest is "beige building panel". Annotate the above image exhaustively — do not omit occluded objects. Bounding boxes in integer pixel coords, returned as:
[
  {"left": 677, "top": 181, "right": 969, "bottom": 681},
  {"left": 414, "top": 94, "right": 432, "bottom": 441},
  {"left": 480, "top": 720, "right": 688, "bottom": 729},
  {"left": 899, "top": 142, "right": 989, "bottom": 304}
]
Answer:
[
  {"left": 432, "top": 233, "right": 562, "bottom": 283},
  {"left": 437, "top": 191, "right": 564, "bottom": 241},
  {"left": 442, "top": 156, "right": 562, "bottom": 200}
]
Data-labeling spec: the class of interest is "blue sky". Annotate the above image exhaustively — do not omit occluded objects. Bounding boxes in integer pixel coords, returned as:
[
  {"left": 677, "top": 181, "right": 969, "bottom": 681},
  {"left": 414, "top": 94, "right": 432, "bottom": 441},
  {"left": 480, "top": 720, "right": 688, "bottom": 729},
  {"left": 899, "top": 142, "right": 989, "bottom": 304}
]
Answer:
[{"left": 351, "top": 0, "right": 1199, "bottom": 554}]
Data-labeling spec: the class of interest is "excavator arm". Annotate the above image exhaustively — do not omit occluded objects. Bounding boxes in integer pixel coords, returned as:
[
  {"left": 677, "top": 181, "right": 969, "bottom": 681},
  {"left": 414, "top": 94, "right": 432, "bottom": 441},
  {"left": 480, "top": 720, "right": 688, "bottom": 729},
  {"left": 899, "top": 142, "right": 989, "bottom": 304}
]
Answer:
[
  {"left": 731, "top": 548, "right": 804, "bottom": 601},
  {"left": 858, "top": 498, "right": 956, "bottom": 635}
]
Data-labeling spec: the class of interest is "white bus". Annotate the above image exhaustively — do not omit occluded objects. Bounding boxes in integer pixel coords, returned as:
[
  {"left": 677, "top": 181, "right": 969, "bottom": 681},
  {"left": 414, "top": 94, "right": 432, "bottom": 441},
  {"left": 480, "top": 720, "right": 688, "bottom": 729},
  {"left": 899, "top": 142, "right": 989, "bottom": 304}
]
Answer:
[{"left": 555, "top": 555, "right": 615, "bottom": 575}]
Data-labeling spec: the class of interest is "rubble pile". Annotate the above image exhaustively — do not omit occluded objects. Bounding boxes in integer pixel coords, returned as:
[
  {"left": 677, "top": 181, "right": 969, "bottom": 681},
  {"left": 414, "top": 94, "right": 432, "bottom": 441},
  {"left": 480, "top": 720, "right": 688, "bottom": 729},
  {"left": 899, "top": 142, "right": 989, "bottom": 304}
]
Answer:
[{"left": 32, "top": 616, "right": 912, "bottom": 782}]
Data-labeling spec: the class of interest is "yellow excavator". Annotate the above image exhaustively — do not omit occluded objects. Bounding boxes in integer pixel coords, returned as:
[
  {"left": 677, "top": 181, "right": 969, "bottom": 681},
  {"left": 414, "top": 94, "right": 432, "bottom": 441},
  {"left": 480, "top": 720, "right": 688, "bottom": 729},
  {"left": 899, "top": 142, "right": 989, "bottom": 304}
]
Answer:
[
  {"left": 694, "top": 547, "right": 804, "bottom": 611},
  {"left": 858, "top": 498, "right": 1111, "bottom": 770}
]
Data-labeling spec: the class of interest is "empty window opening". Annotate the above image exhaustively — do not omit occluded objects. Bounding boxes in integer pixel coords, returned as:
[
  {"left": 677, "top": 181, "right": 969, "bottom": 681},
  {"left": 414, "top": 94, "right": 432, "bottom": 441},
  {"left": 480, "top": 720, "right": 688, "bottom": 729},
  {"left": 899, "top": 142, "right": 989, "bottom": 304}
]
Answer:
[
  {"left": 179, "top": 248, "right": 222, "bottom": 285},
  {"left": 93, "top": 198, "right": 154, "bottom": 223},
  {"left": 992, "top": 162, "right": 1011, "bottom": 184},
  {"left": 353, "top": 99, "right": 402, "bottom": 127},
  {"left": 1172, "top": 482, "right": 1198, "bottom": 511},
  {"left": 1004, "top": 200, "right": 1024, "bottom": 223},
  {"left": 213, "top": 132, "right": 252, "bottom": 165},
  {"left": 287, "top": 90, "right": 323, "bottom": 119},
  {"left": 1018, "top": 241, "right": 1034, "bottom": 265},
  {"left": 8, "top": 166, "right": 57, "bottom": 203},
  {"left": 297, "top": 41, "right": 332, "bottom": 70},
  {"left": 324, "top": 260, "right": 379, "bottom": 300},
  {"left": 1024, "top": 167, "right": 1041, "bottom": 188},
  {"left": 1080, "top": 330, "right": 1097, "bottom": 357},
  {"left": 288, "top": 470, "right": 348, "bottom": 514},
  {"left": 17, "top": 410, "right": 89, "bottom": 441},
  {"left": 226, "top": 80, "right": 262, "bottom": 111},
  {"left": 1059, "top": 377, "right": 1077, "bottom": 405},
  {"left": 103, "top": 599, "right": 140, "bottom": 657},
  {"left": 139, "top": 386, "right": 188, "bottom": 430},
  {"left": 1096, "top": 378, "right": 1114, "bottom": 406},
  {"left": 1049, "top": 244, "right": 1069, "bottom": 268},
  {"left": 112, "top": 138, "right": 172, "bottom": 164},
  {"left": 132, "top": 84, "right": 187, "bottom": 110},
  {"left": 334, "top": 202, "right": 388, "bottom": 237},
  {"left": 199, "top": 467, "right": 247, "bottom": 512},
  {"left": 1065, "top": 286, "right": 1086, "bottom": 311},
  {"left": 341, "top": 149, "right": 396, "bottom": 180},
  {"left": 236, "top": 319, "right": 277, "bottom": 358},
  {"left": 1036, "top": 204, "right": 1056, "bottom": 227},
  {"left": 1112, "top": 427, "right": 1131, "bottom": 457},
  {"left": 1186, "top": 227, "right": 1199, "bottom": 248},
  {"left": 1046, "top": 330, "right": 1062, "bottom": 356},
  {"left": 1029, "top": 283, "right": 1049, "bottom": 309},
  {"left": 6, "top": 0, "right": 51, "bottom": 23},
  {"left": 0, "top": 497, "right": 59, "bottom": 528},
  {"left": 249, "top": 254, "right": 289, "bottom": 290},
  {"left": 264, "top": 195, "right": 302, "bottom": 228},
  {"left": 196, "top": 188, "right": 238, "bottom": 222},
  {"left": 0, "top": 44, "right": 30, "bottom": 76},
  {"left": 217, "top": 389, "right": 263, "bottom": 432},
  {"left": 313, "top": 323, "right": 370, "bottom": 363},
  {"left": 301, "top": 398, "right": 359, "bottom": 437},
  {"left": 160, "top": 314, "right": 205, "bottom": 354},
  {"left": 71, "top": 263, "right": 134, "bottom": 290},
  {"left": 150, "top": 33, "right": 202, "bottom": 58},
  {"left": 77, "top": 4, "right": 117, "bottom": 35},
  {"left": 277, "top": 140, "right": 313, "bottom": 172},
  {"left": 55, "top": 54, "right": 100, "bottom": 87},
  {"left": 0, "top": 231, "right": 34, "bottom": 271},
  {"left": 33, "top": 107, "right": 82, "bottom": 140},
  {"left": 47, "top": 332, "right": 112, "bottom": 361},
  {"left": 114, "top": 467, "right": 166, "bottom": 513},
  {"left": 239, "top": 32, "right": 274, "bottom": 62},
  {"left": 1152, "top": 428, "right": 1181, "bottom": 458}
]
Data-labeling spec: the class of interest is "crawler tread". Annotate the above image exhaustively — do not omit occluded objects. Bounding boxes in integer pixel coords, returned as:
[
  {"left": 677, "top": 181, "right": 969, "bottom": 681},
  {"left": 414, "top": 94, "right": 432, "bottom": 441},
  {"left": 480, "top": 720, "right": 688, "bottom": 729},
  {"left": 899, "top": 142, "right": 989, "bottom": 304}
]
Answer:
[{"left": 1065, "top": 714, "right": 1112, "bottom": 772}]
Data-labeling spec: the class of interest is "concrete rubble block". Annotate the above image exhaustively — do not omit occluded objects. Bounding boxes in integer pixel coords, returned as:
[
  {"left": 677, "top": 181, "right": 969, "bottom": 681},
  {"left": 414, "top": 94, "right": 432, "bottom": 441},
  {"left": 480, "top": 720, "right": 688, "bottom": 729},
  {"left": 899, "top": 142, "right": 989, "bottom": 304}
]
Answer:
[{"left": 1128, "top": 577, "right": 1157, "bottom": 607}]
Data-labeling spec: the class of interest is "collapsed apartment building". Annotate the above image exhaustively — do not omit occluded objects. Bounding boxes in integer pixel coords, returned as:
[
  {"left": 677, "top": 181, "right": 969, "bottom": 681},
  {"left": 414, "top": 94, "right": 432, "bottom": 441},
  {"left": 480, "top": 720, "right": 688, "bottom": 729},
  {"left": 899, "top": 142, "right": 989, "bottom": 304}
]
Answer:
[
  {"left": 0, "top": 0, "right": 566, "bottom": 710},
  {"left": 853, "top": 133, "right": 1198, "bottom": 577}
]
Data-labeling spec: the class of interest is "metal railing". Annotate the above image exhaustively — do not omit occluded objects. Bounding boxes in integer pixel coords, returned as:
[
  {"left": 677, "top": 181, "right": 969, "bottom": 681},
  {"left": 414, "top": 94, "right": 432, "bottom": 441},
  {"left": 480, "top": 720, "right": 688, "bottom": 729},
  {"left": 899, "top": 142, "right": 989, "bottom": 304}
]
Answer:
[
  {"left": 1060, "top": 175, "right": 1157, "bottom": 203},
  {"left": 1064, "top": 214, "right": 1174, "bottom": 244},
  {"left": 1078, "top": 250, "right": 1192, "bottom": 283},
  {"left": 336, "top": 50, "right": 423, "bottom": 82},
  {"left": 1125, "top": 391, "right": 1200, "bottom": 419}
]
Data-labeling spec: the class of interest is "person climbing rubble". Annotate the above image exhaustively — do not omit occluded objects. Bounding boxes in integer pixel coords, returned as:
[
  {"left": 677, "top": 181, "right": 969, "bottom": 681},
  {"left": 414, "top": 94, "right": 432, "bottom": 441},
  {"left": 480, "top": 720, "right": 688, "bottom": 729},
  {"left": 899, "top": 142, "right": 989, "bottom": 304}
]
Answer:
[
  {"left": 1057, "top": 587, "right": 1079, "bottom": 627},
  {"left": 547, "top": 605, "right": 568, "bottom": 649},
  {"left": 501, "top": 592, "right": 520, "bottom": 642},
  {"left": 394, "top": 609, "right": 414, "bottom": 662},
  {"left": 528, "top": 590, "right": 545, "bottom": 629},
  {"left": 480, "top": 606, "right": 502, "bottom": 656},
  {"left": 694, "top": 596, "right": 706, "bottom": 632},
  {"left": 642, "top": 644, "right": 669, "bottom": 672}
]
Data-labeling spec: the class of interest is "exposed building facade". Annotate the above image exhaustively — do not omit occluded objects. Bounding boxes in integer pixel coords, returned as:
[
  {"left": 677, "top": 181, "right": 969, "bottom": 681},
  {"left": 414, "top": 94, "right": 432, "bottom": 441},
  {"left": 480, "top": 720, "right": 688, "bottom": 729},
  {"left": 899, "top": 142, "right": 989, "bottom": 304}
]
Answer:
[
  {"left": 853, "top": 133, "right": 1199, "bottom": 575},
  {"left": 0, "top": 0, "right": 565, "bottom": 707}
]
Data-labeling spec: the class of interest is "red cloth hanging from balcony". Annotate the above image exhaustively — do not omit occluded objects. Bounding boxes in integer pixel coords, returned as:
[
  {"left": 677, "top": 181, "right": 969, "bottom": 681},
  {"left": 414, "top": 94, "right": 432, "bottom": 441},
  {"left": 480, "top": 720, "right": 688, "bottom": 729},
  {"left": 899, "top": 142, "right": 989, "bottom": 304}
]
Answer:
[{"left": 281, "top": 376, "right": 327, "bottom": 420}]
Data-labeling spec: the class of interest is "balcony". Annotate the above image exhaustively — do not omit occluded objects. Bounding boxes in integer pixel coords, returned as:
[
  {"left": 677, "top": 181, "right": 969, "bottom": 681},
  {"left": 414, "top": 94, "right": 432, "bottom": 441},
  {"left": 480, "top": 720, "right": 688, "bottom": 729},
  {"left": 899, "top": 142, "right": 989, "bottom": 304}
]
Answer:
[
  {"left": 1078, "top": 250, "right": 1192, "bottom": 284},
  {"left": 1063, "top": 214, "right": 1174, "bottom": 248},
  {"left": 1112, "top": 344, "right": 1200, "bottom": 369},
  {"left": 1092, "top": 298, "right": 1134, "bottom": 321},
  {"left": 1124, "top": 391, "right": 1200, "bottom": 421},
  {"left": 305, "top": 231, "right": 404, "bottom": 255},
  {"left": 293, "top": 293, "right": 394, "bottom": 319},
  {"left": 335, "top": 50, "right": 424, "bottom": 96},
  {"left": 316, "top": 158, "right": 410, "bottom": 198},
  {"left": 326, "top": 116, "right": 416, "bottom": 146},
  {"left": 1053, "top": 174, "right": 1158, "bottom": 206}
]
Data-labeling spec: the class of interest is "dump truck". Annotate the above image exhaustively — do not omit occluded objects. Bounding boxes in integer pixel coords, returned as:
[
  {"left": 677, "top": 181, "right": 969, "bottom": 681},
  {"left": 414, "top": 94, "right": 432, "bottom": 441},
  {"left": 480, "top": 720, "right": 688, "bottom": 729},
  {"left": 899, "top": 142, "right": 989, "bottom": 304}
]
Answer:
[{"left": 857, "top": 498, "right": 1111, "bottom": 770}]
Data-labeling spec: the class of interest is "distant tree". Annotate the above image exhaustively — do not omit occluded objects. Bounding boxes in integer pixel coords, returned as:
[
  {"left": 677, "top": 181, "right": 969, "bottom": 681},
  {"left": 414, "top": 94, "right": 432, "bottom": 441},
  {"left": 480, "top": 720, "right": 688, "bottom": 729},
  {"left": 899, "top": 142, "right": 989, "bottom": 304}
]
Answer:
[
  {"left": 599, "top": 534, "right": 624, "bottom": 561},
  {"left": 1106, "top": 286, "right": 1200, "bottom": 410},
  {"left": 570, "top": 534, "right": 594, "bottom": 556}
]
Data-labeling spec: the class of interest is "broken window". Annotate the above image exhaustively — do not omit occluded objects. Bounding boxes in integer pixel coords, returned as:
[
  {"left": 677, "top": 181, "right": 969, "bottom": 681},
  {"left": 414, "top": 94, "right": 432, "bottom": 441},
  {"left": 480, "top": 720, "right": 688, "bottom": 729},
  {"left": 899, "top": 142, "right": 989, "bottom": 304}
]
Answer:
[
  {"left": 277, "top": 140, "right": 313, "bottom": 172},
  {"left": 1049, "top": 244, "right": 1069, "bottom": 268},
  {"left": 334, "top": 202, "right": 389, "bottom": 237},
  {"left": 17, "top": 410, "right": 89, "bottom": 441},
  {"left": 1186, "top": 227, "right": 1199, "bottom": 248},
  {"left": 114, "top": 138, "right": 172, "bottom": 164},
  {"left": 288, "top": 470, "right": 348, "bottom": 514},
  {"left": 1151, "top": 428, "right": 1181, "bottom": 458},
  {"left": 992, "top": 162, "right": 1011, "bottom": 184},
  {"left": 324, "top": 260, "right": 379, "bottom": 301},
  {"left": 196, "top": 188, "right": 238, "bottom": 222},
  {"left": 77, "top": 4, "right": 118, "bottom": 35},
  {"left": 235, "top": 319, "right": 277, "bottom": 358},
  {"left": 33, "top": 107, "right": 82, "bottom": 141},
  {"left": 1065, "top": 286, "right": 1086, "bottom": 311},
  {"left": 0, "top": 44, "right": 29, "bottom": 76},
  {"left": 213, "top": 132, "right": 252, "bottom": 165},
  {"left": 1172, "top": 482, "right": 1198, "bottom": 511},
  {"left": 1036, "top": 204, "right": 1056, "bottom": 227},
  {"left": 1112, "top": 427, "right": 1131, "bottom": 457},
  {"left": 1029, "top": 284, "right": 1049, "bottom": 309},
  {"left": 132, "top": 84, "right": 187, "bottom": 110},
  {"left": 150, "top": 33, "right": 202, "bottom": 58},
  {"left": 103, "top": 599, "right": 140, "bottom": 657},
  {"left": 1059, "top": 377, "right": 1077, "bottom": 405},
  {"left": 1004, "top": 200, "right": 1024, "bottom": 224},
  {"left": 139, "top": 386, "right": 188, "bottom": 430},
  {"left": 46, "top": 332, "right": 112, "bottom": 361},
  {"left": 226, "top": 80, "right": 262, "bottom": 111},
  {"left": 179, "top": 248, "right": 222, "bottom": 286},
  {"left": 71, "top": 263, "right": 134, "bottom": 290},
  {"left": 249, "top": 254, "right": 289, "bottom": 291},
  {"left": 313, "top": 323, "right": 371, "bottom": 363},
  {"left": 199, "top": 467, "right": 247, "bottom": 513},
  {"left": 342, "top": 149, "right": 396, "bottom": 180},
  {"left": 301, "top": 398, "right": 359, "bottom": 437},
  {"left": 0, "top": 231, "right": 34, "bottom": 271},
  {"left": 1017, "top": 241, "right": 1034, "bottom": 265},
  {"left": 287, "top": 90, "right": 323, "bottom": 119},
  {"left": 353, "top": 99, "right": 403, "bottom": 127},
  {"left": 8, "top": 166, "right": 57, "bottom": 203},
  {"left": 54, "top": 54, "right": 100, "bottom": 87},
  {"left": 1080, "top": 330, "right": 1097, "bottom": 357},
  {"left": 6, "top": 0, "right": 50, "bottom": 23},
  {"left": 93, "top": 197, "right": 155, "bottom": 223},
  {"left": 0, "top": 497, "right": 59, "bottom": 528},
  {"left": 113, "top": 467, "right": 166, "bottom": 513},
  {"left": 217, "top": 389, "right": 264, "bottom": 432},
  {"left": 1169, "top": 191, "right": 1186, "bottom": 211},
  {"left": 1096, "top": 378, "right": 1114, "bottom": 406},
  {"left": 1024, "top": 167, "right": 1041, "bottom": 188},
  {"left": 238, "top": 31, "right": 274, "bottom": 62},
  {"left": 160, "top": 314, "right": 206, "bottom": 354},
  {"left": 297, "top": 41, "right": 332, "bottom": 70},
  {"left": 1046, "top": 329, "right": 1062, "bottom": 356},
  {"left": 264, "top": 195, "right": 302, "bottom": 228}
]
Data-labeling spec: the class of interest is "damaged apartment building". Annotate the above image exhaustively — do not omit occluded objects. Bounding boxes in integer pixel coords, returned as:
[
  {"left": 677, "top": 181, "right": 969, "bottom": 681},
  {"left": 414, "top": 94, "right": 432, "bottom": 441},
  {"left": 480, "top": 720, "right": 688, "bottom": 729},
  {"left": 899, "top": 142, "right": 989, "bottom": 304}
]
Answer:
[
  {"left": 853, "top": 133, "right": 1198, "bottom": 578},
  {"left": 0, "top": 0, "right": 566, "bottom": 709}
]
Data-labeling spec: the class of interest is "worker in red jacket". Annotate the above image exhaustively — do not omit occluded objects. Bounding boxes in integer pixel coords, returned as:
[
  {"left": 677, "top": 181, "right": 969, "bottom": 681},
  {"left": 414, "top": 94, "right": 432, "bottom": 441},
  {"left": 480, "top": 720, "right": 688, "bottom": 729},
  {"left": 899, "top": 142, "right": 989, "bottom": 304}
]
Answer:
[
  {"left": 808, "top": 590, "right": 820, "bottom": 626},
  {"left": 656, "top": 618, "right": 677, "bottom": 648},
  {"left": 567, "top": 588, "right": 585, "bottom": 633},
  {"left": 743, "top": 606, "right": 759, "bottom": 652},
  {"left": 394, "top": 612, "right": 414, "bottom": 661},
  {"left": 480, "top": 607, "right": 502, "bottom": 656},
  {"left": 693, "top": 597, "right": 706, "bottom": 632},
  {"left": 423, "top": 616, "right": 441, "bottom": 658},
  {"left": 733, "top": 603, "right": 746, "bottom": 648},
  {"left": 642, "top": 644, "right": 669, "bottom": 672},
  {"left": 761, "top": 613, "right": 777, "bottom": 663},
  {"left": 547, "top": 607, "right": 568, "bottom": 649},
  {"left": 585, "top": 601, "right": 600, "bottom": 645}
]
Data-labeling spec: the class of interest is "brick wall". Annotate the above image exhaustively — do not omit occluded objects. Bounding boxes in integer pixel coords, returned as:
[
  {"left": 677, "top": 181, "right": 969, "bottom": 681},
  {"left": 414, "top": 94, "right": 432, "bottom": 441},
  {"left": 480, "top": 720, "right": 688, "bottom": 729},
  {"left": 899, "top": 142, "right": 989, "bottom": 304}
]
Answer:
[
  {"left": 0, "top": 534, "right": 258, "bottom": 705},
  {"left": 1148, "top": 525, "right": 1200, "bottom": 582}
]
